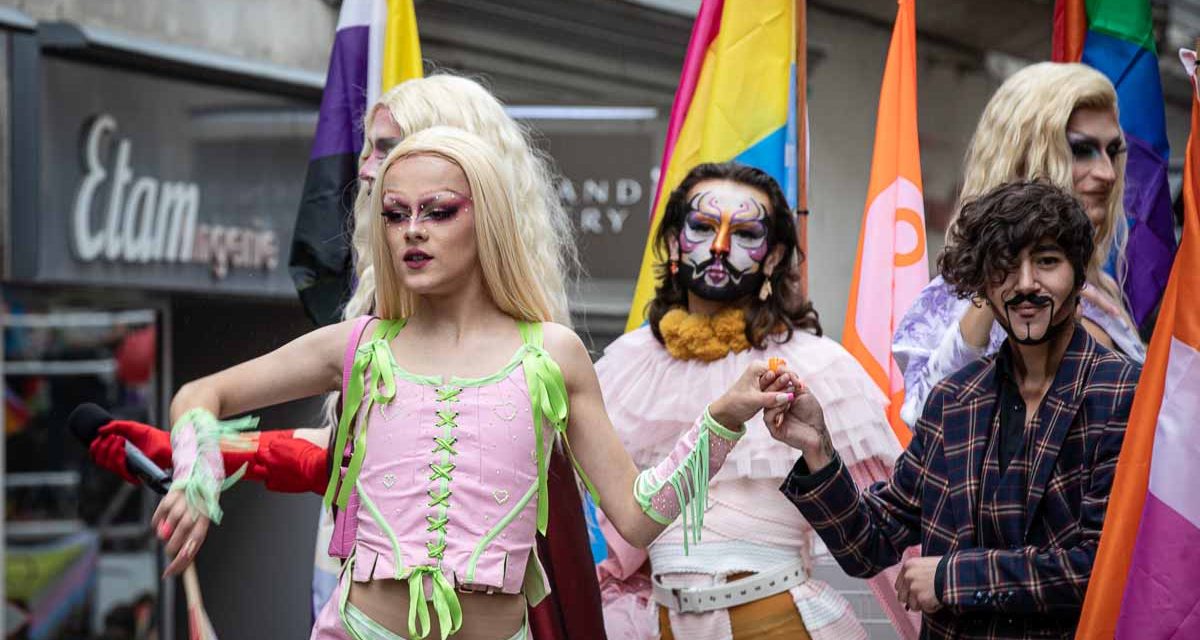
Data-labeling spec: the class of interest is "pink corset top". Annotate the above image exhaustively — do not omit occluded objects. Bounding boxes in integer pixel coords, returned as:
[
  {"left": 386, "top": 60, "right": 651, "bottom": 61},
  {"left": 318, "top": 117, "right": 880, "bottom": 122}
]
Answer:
[
  {"left": 323, "top": 317, "right": 580, "bottom": 632},
  {"left": 350, "top": 352, "right": 547, "bottom": 594}
]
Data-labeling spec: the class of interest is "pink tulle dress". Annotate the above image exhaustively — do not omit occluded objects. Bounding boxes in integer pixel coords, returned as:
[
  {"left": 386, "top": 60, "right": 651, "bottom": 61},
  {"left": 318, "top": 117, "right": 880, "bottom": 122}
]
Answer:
[{"left": 594, "top": 326, "right": 905, "bottom": 640}]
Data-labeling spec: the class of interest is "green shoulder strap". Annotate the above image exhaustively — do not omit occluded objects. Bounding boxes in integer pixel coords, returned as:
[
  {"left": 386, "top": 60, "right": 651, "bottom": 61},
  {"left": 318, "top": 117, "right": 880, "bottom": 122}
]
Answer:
[
  {"left": 517, "top": 321, "right": 599, "bottom": 535},
  {"left": 322, "top": 318, "right": 407, "bottom": 509}
]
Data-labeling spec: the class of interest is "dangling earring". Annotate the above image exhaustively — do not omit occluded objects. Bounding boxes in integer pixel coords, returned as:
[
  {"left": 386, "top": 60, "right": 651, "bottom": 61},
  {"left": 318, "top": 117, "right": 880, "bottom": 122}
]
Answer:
[
  {"left": 758, "top": 279, "right": 773, "bottom": 301},
  {"left": 669, "top": 260, "right": 679, "bottom": 276},
  {"left": 759, "top": 262, "right": 777, "bottom": 301}
]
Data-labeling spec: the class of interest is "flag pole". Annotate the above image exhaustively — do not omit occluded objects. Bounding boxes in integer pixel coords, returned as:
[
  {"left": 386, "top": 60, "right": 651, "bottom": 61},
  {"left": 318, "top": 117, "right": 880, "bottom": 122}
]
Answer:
[{"left": 795, "top": 0, "right": 809, "bottom": 299}]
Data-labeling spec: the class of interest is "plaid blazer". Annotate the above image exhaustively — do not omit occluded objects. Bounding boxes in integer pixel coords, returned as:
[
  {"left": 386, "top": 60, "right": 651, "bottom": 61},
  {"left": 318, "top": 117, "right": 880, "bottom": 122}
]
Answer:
[{"left": 781, "top": 326, "right": 1140, "bottom": 639}]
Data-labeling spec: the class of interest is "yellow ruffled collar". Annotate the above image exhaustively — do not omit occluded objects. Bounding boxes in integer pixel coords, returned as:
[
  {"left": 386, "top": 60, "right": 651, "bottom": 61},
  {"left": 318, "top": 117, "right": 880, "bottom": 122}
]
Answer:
[{"left": 659, "top": 307, "right": 751, "bottom": 362}]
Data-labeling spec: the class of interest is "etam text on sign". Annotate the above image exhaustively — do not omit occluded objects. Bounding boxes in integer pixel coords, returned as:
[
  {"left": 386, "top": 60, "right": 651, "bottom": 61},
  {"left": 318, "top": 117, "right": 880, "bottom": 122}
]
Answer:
[{"left": 70, "top": 114, "right": 279, "bottom": 279}]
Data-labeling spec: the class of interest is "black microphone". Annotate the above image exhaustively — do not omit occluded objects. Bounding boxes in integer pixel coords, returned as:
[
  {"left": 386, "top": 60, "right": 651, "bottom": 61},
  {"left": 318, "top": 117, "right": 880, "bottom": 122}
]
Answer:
[{"left": 69, "top": 403, "right": 172, "bottom": 495}]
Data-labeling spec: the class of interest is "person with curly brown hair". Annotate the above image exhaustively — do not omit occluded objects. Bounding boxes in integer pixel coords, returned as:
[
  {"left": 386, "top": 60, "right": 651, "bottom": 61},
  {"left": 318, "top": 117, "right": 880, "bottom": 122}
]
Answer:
[
  {"left": 773, "top": 180, "right": 1141, "bottom": 640},
  {"left": 892, "top": 62, "right": 1146, "bottom": 430}
]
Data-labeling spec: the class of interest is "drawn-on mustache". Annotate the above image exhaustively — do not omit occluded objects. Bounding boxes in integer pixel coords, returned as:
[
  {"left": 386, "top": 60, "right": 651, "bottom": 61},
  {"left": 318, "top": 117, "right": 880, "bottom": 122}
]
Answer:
[
  {"left": 689, "top": 255, "right": 748, "bottom": 285},
  {"left": 1003, "top": 292, "right": 1053, "bottom": 308}
]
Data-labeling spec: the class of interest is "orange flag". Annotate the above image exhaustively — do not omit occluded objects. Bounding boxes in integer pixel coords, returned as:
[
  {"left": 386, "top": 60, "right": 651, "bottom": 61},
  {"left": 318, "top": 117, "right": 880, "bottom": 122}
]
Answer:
[{"left": 841, "top": 0, "right": 927, "bottom": 447}]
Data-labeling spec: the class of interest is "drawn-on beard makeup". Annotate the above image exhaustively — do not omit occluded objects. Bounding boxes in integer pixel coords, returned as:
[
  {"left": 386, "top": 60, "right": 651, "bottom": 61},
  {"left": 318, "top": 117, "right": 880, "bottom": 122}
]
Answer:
[
  {"left": 677, "top": 187, "right": 771, "bottom": 302},
  {"left": 993, "top": 290, "right": 1074, "bottom": 346}
]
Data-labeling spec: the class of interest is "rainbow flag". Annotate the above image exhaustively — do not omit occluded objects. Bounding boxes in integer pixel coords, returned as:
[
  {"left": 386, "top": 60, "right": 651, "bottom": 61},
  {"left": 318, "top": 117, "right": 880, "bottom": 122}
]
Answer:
[
  {"left": 290, "top": 0, "right": 423, "bottom": 326},
  {"left": 1077, "top": 48, "right": 1200, "bottom": 640},
  {"left": 5, "top": 532, "right": 99, "bottom": 640},
  {"left": 842, "top": 0, "right": 927, "bottom": 447},
  {"left": 625, "top": 0, "right": 797, "bottom": 331},
  {"left": 1052, "top": 0, "right": 1176, "bottom": 327}
]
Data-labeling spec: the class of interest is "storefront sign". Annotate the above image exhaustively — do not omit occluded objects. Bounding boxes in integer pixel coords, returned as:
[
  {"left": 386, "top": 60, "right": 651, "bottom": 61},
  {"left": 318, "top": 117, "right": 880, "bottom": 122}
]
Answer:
[
  {"left": 71, "top": 114, "right": 279, "bottom": 279},
  {"left": 543, "top": 132, "right": 654, "bottom": 280},
  {"left": 13, "top": 57, "right": 313, "bottom": 297}
]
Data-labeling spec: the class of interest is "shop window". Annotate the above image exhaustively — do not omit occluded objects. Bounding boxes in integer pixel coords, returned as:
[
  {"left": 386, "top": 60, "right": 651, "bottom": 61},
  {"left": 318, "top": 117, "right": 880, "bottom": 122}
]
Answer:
[{"left": 4, "top": 296, "right": 162, "bottom": 640}]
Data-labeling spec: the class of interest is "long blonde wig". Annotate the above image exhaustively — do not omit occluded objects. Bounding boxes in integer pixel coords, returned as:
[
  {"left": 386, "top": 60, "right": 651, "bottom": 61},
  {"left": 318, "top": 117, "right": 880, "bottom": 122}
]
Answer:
[
  {"left": 369, "top": 126, "right": 556, "bottom": 323},
  {"left": 951, "top": 62, "right": 1130, "bottom": 319},
  {"left": 343, "top": 74, "right": 575, "bottom": 325}
]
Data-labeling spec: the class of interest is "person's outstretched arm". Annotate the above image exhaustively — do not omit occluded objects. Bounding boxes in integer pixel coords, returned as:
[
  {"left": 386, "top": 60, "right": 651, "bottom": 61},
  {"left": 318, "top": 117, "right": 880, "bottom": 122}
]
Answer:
[
  {"left": 543, "top": 323, "right": 794, "bottom": 549},
  {"left": 151, "top": 319, "right": 359, "bottom": 576},
  {"left": 770, "top": 382, "right": 932, "bottom": 579}
]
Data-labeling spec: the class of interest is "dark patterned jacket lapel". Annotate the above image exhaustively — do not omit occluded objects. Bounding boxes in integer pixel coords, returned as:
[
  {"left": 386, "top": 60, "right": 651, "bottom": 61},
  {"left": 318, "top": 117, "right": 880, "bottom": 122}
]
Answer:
[
  {"left": 944, "top": 359, "right": 997, "bottom": 546},
  {"left": 1021, "top": 327, "right": 1094, "bottom": 538}
]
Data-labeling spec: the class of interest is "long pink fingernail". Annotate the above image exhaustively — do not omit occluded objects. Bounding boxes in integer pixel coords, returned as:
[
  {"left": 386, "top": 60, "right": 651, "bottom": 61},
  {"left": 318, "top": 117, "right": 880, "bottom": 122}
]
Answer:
[{"left": 158, "top": 522, "right": 172, "bottom": 539}]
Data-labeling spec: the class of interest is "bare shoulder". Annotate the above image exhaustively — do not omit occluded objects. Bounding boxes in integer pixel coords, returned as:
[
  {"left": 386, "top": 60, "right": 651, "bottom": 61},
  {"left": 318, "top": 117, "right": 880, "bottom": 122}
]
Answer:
[
  {"left": 288, "top": 316, "right": 378, "bottom": 371},
  {"left": 539, "top": 322, "right": 594, "bottom": 381}
]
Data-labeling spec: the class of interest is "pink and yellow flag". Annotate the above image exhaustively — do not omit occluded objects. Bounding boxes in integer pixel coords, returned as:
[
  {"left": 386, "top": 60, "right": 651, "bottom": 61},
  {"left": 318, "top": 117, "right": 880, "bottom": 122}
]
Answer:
[
  {"left": 1077, "top": 48, "right": 1200, "bottom": 640},
  {"left": 841, "top": 0, "right": 927, "bottom": 446}
]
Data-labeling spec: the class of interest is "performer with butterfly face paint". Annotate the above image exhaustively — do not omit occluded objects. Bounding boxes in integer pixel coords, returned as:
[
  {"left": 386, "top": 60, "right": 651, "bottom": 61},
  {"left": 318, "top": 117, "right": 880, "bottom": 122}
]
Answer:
[
  {"left": 595, "top": 162, "right": 902, "bottom": 640},
  {"left": 676, "top": 189, "right": 775, "bottom": 304},
  {"left": 774, "top": 181, "right": 1140, "bottom": 640}
]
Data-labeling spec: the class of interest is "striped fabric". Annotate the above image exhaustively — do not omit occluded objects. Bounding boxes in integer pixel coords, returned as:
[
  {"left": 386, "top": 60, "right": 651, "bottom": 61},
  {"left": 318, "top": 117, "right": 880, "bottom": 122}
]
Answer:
[
  {"left": 782, "top": 326, "right": 1140, "bottom": 639},
  {"left": 1078, "top": 48, "right": 1200, "bottom": 640},
  {"left": 624, "top": 0, "right": 798, "bottom": 331},
  {"left": 841, "top": 0, "right": 928, "bottom": 449},
  {"left": 289, "top": 0, "right": 422, "bottom": 326},
  {"left": 1052, "top": 0, "right": 1176, "bottom": 326}
]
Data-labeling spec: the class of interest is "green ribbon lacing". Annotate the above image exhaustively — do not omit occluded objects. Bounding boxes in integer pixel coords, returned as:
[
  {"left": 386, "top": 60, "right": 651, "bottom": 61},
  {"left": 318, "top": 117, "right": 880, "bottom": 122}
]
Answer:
[
  {"left": 518, "top": 322, "right": 600, "bottom": 536},
  {"left": 403, "top": 382, "right": 462, "bottom": 640},
  {"left": 322, "top": 319, "right": 405, "bottom": 509},
  {"left": 170, "top": 408, "right": 258, "bottom": 525},
  {"left": 405, "top": 565, "right": 463, "bottom": 640},
  {"left": 633, "top": 408, "right": 743, "bottom": 554}
]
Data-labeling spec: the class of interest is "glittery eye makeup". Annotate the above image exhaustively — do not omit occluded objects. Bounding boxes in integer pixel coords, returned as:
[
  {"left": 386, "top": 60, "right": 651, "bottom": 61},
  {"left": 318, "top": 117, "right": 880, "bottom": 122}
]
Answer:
[{"left": 381, "top": 192, "right": 472, "bottom": 225}]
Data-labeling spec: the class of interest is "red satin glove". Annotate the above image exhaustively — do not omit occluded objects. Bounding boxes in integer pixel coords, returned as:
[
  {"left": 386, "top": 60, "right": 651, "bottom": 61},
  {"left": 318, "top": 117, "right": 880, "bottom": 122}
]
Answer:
[
  {"left": 250, "top": 436, "right": 330, "bottom": 494},
  {"left": 88, "top": 421, "right": 328, "bottom": 494},
  {"left": 90, "top": 420, "right": 172, "bottom": 484}
]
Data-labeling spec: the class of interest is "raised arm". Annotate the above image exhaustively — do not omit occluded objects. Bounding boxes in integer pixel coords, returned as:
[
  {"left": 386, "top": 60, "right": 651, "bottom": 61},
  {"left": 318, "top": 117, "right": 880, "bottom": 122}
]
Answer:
[
  {"left": 771, "top": 381, "right": 932, "bottom": 578},
  {"left": 543, "top": 324, "right": 790, "bottom": 549},
  {"left": 152, "top": 319, "right": 359, "bottom": 575},
  {"left": 168, "top": 319, "right": 356, "bottom": 422}
]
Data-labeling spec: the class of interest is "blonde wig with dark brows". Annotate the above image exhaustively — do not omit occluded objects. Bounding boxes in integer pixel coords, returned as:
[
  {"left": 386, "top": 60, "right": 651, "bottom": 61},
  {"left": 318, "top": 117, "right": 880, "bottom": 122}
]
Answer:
[
  {"left": 369, "top": 126, "right": 555, "bottom": 323},
  {"left": 951, "top": 62, "right": 1130, "bottom": 323},
  {"left": 344, "top": 74, "right": 575, "bottom": 325}
]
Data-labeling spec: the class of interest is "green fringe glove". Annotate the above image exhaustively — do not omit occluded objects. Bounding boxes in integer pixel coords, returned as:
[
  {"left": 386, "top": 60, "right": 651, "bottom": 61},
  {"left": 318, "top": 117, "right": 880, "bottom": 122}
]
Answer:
[
  {"left": 169, "top": 408, "right": 258, "bottom": 524},
  {"left": 633, "top": 406, "right": 744, "bottom": 553}
]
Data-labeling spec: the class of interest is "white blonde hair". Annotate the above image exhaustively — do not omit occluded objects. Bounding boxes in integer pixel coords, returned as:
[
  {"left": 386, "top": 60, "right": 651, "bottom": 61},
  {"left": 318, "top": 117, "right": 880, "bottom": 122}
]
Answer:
[
  {"left": 344, "top": 74, "right": 574, "bottom": 324},
  {"left": 951, "top": 62, "right": 1131, "bottom": 322},
  {"left": 369, "top": 126, "right": 557, "bottom": 322},
  {"left": 322, "top": 74, "right": 575, "bottom": 428}
]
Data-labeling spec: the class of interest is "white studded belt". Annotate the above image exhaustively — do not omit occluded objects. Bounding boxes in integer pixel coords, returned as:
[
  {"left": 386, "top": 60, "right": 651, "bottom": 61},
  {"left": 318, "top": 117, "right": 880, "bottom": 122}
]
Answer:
[{"left": 651, "top": 559, "right": 809, "bottom": 614}]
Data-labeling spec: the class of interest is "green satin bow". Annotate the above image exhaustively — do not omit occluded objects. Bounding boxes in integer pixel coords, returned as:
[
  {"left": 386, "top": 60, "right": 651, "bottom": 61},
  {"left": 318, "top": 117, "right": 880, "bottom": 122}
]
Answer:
[
  {"left": 517, "top": 322, "right": 599, "bottom": 535},
  {"left": 323, "top": 319, "right": 405, "bottom": 509},
  {"left": 405, "top": 566, "right": 463, "bottom": 640}
]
